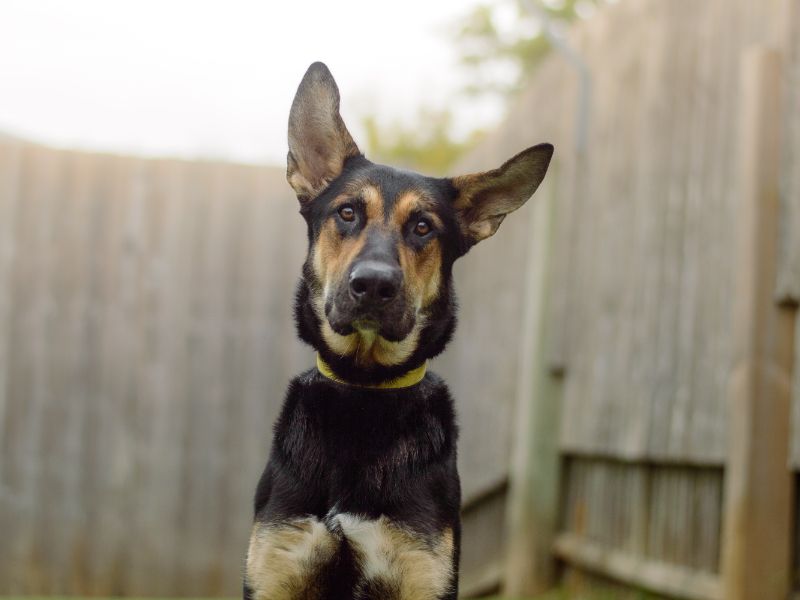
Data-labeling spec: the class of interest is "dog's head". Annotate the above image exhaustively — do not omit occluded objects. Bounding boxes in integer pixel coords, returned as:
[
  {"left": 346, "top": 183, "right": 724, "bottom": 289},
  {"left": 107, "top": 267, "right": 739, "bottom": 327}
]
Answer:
[{"left": 289, "top": 62, "right": 552, "bottom": 384}]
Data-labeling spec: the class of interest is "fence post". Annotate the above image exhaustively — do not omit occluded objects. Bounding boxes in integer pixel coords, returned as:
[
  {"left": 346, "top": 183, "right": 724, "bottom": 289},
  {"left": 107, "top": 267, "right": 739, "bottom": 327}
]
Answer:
[
  {"left": 720, "top": 46, "right": 794, "bottom": 600},
  {"left": 502, "top": 168, "right": 563, "bottom": 595}
]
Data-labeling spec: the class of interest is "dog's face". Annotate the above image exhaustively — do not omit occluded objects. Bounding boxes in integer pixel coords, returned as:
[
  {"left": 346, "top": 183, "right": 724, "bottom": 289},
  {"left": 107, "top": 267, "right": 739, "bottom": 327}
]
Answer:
[
  {"left": 301, "top": 162, "right": 459, "bottom": 365},
  {"left": 288, "top": 63, "right": 552, "bottom": 381}
]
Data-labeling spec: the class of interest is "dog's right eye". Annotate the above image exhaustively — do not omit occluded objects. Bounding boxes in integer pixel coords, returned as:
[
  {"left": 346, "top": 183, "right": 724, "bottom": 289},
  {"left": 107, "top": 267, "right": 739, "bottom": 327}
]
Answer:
[{"left": 338, "top": 205, "right": 355, "bottom": 222}]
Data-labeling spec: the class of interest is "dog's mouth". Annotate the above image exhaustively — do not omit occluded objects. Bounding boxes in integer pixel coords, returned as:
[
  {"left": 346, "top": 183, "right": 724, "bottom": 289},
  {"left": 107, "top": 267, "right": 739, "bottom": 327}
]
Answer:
[{"left": 325, "top": 299, "right": 416, "bottom": 342}]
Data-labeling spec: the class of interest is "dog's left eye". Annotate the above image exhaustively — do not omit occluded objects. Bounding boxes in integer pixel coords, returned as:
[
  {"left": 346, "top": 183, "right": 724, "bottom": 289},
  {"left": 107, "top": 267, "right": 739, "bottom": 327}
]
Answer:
[
  {"left": 413, "top": 219, "right": 432, "bottom": 237},
  {"left": 338, "top": 205, "right": 356, "bottom": 222}
]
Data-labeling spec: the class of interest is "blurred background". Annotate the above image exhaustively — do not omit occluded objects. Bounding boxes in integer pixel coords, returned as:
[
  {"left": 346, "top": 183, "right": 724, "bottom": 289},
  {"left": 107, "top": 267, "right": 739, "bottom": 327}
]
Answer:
[{"left": 0, "top": 0, "right": 798, "bottom": 598}]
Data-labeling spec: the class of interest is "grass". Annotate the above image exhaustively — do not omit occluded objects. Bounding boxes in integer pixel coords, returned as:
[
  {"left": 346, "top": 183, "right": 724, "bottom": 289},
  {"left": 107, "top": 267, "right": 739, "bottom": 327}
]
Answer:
[
  {"left": 483, "top": 589, "right": 661, "bottom": 600},
  {"left": 3, "top": 590, "right": 659, "bottom": 600}
]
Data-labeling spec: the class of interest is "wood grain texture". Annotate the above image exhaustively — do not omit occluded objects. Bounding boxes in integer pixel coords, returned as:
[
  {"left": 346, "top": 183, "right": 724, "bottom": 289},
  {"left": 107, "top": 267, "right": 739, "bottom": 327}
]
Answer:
[
  {"left": 560, "top": 457, "right": 723, "bottom": 576},
  {"left": 777, "top": 0, "right": 800, "bottom": 302},
  {"left": 459, "top": 487, "right": 508, "bottom": 597},
  {"left": 433, "top": 52, "right": 570, "bottom": 505},
  {"left": 551, "top": 0, "right": 793, "bottom": 467},
  {"left": 0, "top": 138, "right": 529, "bottom": 593},
  {"left": 497, "top": 0, "right": 796, "bottom": 597},
  {"left": 555, "top": 532, "right": 722, "bottom": 600},
  {"left": 783, "top": 0, "right": 800, "bottom": 472},
  {"left": 502, "top": 169, "right": 562, "bottom": 596},
  {"left": 1, "top": 0, "right": 798, "bottom": 594},
  {"left": 0, "top": 142, "right": 312, "bottom": 594},
  {"left": 720, "top": 47, "right": 793, "bottom": 600}
]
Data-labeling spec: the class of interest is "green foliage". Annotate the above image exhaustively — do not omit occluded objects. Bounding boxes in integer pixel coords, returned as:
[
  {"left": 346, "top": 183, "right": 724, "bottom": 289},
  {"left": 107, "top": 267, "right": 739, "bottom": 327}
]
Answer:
[
  {"left": 360, "top": 0, "right": 612, "bottom": 173},
  {"left": 454, "top": 0, "right": 610, "bottom": 99}
]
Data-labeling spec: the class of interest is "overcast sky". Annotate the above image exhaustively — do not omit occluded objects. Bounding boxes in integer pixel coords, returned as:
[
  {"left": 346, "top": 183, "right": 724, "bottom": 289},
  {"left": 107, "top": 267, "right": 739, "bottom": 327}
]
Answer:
[{"left": 0, "top": 0, "right": 504, "bottom": 166}]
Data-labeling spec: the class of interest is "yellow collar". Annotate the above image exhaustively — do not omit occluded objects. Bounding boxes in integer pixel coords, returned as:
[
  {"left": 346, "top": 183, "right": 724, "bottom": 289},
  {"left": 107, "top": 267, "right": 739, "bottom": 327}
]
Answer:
[{"left": 316, "top": 354, "right": 427, "bottom": 389}]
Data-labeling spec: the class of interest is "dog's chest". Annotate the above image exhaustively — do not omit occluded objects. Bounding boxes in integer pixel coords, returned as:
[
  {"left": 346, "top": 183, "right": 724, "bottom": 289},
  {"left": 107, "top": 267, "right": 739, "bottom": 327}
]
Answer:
[
  {"left": 246, "top": 512, "right": 454, "bottom": 600},
  {"left": 279, "top": 381, "right": 450, "bottom": 484}
]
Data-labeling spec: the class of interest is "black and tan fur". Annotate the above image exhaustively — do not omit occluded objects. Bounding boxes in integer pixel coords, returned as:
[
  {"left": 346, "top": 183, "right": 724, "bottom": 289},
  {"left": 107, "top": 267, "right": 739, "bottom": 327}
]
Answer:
[{"left": 244, "top": 62, "right": 553, "bottom": 600}]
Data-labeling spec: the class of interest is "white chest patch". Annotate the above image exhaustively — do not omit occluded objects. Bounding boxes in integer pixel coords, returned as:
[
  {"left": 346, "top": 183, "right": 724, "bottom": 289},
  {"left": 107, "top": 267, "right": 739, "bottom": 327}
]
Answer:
[{"left": 334, "top": 513, "right": 454, "bottom": 600}]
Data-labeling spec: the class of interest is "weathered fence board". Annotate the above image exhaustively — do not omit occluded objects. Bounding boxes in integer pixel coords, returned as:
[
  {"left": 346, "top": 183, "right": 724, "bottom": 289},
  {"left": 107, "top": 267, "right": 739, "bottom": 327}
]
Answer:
[
  {"left": 781, "top": 1, "right": 800, "bottom": 472},
  {"left": 491, "top": 0, "right": 799, "bottom": 597},
  {"left": 547, "top": 0, "right": 795, "bottom": 472},
  {"left": 0, "top": 132, "right": 542, "bottom": 591},
  {"left": 0, "top": 140, "right": 20, "bottom": 585},
  {"left": 0, "top": 142, "right": 313, "bottom": 593},
  {"left": 2, "top": 0, "right": 799, "bottom": 595},
  {"left": 559, "top": 459, "right": 722, "bottom": 575},
  {"left": 721, "top": 46, "right": 793, "bottom": 600},
  {"left": 558, "top": 458, "right": 723, "bottom": 592},
  {"left": 432, "top": 50, "right": 570, "bottom": 506},
  {"left": 556, "top": 0, "right": 745, "bottom": 464},
  {"left": 502, "top": 172, "right": 562, "bottom": 596}
]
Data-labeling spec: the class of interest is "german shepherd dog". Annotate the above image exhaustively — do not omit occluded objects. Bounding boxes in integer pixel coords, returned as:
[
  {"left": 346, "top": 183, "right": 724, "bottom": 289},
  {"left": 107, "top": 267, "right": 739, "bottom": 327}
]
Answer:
[{"left": 244, "top": 62, "right": 552, "bottom": 600}]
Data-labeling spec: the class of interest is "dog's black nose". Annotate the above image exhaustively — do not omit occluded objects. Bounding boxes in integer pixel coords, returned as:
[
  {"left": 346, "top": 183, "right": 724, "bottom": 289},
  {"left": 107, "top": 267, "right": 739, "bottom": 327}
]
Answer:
[{"left": 349, "top": 261, "right": 402, "bottom": 305}]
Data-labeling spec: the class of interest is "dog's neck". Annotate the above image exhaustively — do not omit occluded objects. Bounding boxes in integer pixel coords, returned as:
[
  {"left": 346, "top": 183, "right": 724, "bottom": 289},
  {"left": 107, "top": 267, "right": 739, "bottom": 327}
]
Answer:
[{"left": 316, "top": 354, "right": 428, "bottom": 389}]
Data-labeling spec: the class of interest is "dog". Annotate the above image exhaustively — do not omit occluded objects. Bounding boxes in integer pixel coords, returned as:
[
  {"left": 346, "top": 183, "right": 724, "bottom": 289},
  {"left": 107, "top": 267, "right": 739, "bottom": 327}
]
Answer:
[{"left": 243, "top": 62, "right": 553, "bottom": 600}]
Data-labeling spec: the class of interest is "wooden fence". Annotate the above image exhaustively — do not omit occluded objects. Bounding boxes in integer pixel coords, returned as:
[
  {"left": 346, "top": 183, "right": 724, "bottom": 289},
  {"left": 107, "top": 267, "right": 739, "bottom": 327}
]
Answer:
[
  {"left": 0, "top": 144, "right": 537, "bottom": 592},
  {"left": 1, "top": 0, "right": 799, "bottom": 597},
  {"left": 492, "top": 0, "right": 800, "bottom": 599},
  {"left": 0, "top": 146, "right": 316, "bottom": 594}
]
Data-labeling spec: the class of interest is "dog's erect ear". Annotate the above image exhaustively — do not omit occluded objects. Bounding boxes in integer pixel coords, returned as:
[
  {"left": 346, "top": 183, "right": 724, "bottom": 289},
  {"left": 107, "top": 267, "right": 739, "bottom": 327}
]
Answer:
[
  {"left": 451, "top": 143, "right": 553, "bottom": 245},
  {"left": 287, "top": 62, "right": 361, "bottom": 203}
]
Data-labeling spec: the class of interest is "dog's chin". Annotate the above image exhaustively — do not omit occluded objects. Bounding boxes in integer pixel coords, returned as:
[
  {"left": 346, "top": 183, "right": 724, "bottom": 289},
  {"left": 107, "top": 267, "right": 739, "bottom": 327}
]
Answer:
[{"left": 326, "top": 308, "right": 415, "bottom": 343}]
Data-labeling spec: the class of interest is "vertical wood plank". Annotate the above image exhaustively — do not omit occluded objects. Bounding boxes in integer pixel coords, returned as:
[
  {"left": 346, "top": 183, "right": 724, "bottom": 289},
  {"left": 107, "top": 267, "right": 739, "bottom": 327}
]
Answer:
[
  {"left": 132, "top": 159, "right": 193, "bottom": 594},
  {"left": 720, "top": 46, "right": 793, "bottom": 600},
  {"left": 86, "top": 154, "right": 139, "bottom": 594},
  {"left": 218, "top": 163, "right": 252, "bottom": 591},
  {"left": 687, "top": 0, "right": 736, "bottom": 465},
  {"left": 76, "top": 151, "right": 117, "bottom": 594},
  {"left": 776, "top": 0, "right": 800, "bottom": 303},
  {"left": 780, "top": 0, "right": 800, "bottom": 470},
  {"left": 121, "top": 157, "right": 158, "bottom": 595},
  {"left": 2, "top": 145, "right": 60, "bottom": 591},
  {"left": 35, "top": 149, "right": 94, "bottom": 592},
  {"left": 623, "top": 3, "right": 673, "bottom": 458},
  {"left": 0, "top": 138, "right": 23, "bottom": 588},
  {"left": 502, "top": 170, "right": 562, "bottom": 595},
  {"left": 177, "top": 160, "right": 220, "bottom": 594},
  {"left": 647, "top": 3, "right": 696, "bottom": 459}
]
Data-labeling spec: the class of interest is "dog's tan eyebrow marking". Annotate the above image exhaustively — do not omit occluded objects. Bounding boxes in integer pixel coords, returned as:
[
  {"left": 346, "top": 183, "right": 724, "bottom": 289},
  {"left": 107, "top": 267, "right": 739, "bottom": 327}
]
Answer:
[
  {"left": 334, "top": 182, "right": 383, "bottom": 222},
  {"left": 391, "top": 191, "right": 442, "bottom": 229},
  {"left": 362, "top": 185, "right": 384, "bottom": 222}
]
